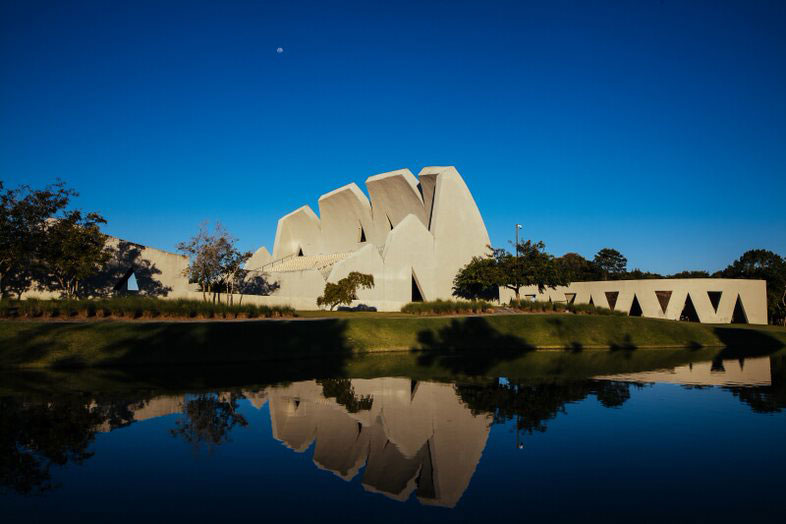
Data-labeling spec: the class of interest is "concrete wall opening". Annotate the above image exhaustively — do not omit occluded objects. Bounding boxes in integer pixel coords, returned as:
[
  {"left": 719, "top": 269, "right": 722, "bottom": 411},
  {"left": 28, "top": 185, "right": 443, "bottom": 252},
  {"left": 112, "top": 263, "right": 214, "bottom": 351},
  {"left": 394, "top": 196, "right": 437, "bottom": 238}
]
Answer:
[
  {"left": 411, "top": 271, "right": 424, "bottom": 302},
  {"left": 589, "top": 295, "right": 594, "bottom": 306},
  {"left": 732, "top": 295, "right": 748, "bottom": 324},
  {"left": 113, "top": 267, "right": 139, "bottom": 293},
  {"left": 707, "top": 291, "right": 722, "bottom": 313},
  {"left": 680, "top": 294, "right": 700, "bottom": 322},
  {"left": 359, "top": 224, "right": 366, "bottom": 243},
  {"left": 297, "top": 248, "right": 304, "bottom": 257},
  {"left": 629, "top": 294, "right": 643, "bottom": 317},
  {"left": 655, "top": 290, "right": 672, "bottom": 314},
  {"left": 605, "top": 291, "right": 619, "bottom": 310},
  {"left": 565, "top": 293, "right": 576, "bottom": 304}
]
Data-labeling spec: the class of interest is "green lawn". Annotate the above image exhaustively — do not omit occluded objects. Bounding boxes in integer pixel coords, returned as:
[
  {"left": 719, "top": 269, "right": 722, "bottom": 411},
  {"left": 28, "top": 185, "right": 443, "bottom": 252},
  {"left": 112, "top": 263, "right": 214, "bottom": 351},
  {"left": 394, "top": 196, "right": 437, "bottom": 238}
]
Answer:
[{"left": 0, "top": 314, "right": 784, "bottom": 369}]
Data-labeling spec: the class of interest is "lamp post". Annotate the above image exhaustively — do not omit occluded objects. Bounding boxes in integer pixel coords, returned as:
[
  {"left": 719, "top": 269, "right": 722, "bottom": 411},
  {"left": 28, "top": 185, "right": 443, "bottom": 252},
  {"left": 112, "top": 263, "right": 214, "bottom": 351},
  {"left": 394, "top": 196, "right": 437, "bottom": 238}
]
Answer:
[{"left": 515, "top": 224, "right": 522, "bottom": 257}]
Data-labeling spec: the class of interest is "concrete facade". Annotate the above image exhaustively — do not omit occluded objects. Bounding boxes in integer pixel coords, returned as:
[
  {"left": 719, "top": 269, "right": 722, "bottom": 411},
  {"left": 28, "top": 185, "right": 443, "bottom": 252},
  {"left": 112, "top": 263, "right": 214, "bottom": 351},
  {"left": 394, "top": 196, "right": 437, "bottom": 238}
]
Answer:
[
  {"left": 245, "top": 166, "right": 491, "bottom": 311},
  {"left": 498, "top": 278, "right": 768, "bottom": 324},
  {"left": 16, "top": 164, "right": 769, "bottom": 323}
]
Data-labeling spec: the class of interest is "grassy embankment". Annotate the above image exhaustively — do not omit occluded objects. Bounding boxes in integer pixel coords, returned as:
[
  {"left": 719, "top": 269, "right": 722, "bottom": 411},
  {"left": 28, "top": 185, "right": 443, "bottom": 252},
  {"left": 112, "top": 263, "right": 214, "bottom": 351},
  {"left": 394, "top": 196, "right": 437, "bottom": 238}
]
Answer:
[{"left": 1, "top": 313, "right": 785, "bottom": 369}]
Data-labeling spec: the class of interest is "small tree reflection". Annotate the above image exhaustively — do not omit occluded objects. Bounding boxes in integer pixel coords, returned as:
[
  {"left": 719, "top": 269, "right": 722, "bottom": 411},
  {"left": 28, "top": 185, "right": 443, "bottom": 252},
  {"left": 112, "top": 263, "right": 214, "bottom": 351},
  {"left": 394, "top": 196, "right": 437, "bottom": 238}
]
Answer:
[{"left": 171, "top": 393, "right": 248, "bottom": 453}]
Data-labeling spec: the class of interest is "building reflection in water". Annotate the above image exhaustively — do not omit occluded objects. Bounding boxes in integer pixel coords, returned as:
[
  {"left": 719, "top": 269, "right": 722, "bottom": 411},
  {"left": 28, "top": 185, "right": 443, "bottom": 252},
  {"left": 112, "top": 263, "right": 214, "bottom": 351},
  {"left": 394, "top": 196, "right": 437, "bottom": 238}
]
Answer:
[{"left": 2, "top": 354, "right": 784, "bottom": 501}]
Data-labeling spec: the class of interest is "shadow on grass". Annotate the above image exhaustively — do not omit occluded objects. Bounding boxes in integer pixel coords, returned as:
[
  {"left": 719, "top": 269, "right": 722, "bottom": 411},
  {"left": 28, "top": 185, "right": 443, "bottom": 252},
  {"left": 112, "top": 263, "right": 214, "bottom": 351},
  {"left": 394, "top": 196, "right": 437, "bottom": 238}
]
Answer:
[
  {"left": 0, "top": 320, "right": 358, "bottom": 377},
  {"left": 412, "top": 316, "right": 535, "bottom": 375}
]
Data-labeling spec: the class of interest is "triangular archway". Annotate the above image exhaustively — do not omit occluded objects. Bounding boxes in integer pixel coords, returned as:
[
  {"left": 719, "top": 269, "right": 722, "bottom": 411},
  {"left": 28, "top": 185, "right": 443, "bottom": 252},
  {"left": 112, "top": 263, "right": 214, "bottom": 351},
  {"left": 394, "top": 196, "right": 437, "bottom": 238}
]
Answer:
[
  {"left": 731, "top": 295, "right": 748, "bottom": 324},
  {"left": 127, "top": 272, "right": 139, "bottom": 292},
  {"left": 589, "top": 295, "right": 594, "bottom": 306},
  {"left": 359, "top": 225, "right": 366, "bottom": 243},
  {"left": 679, "top": 294, "right": 700, "bottom": 322},
  {"left": 629, "top": 294, "right": 642, "bottom": 317},
  {"left": 707, "top": 291, "right": 722, "bottom": 313},
  {"left": 655, "top": 291, "right": 672, "bottom": 314},
  {"left": 605, "top": 291, "right": 619, "bottom": 311},
  {"left": 297, "top": 248, "right": 304, "bottom": 257},
  {"left": 565, "top": 293, "right": 576, "bottom": 305},
  {"left": 411, "top": 271, "right": 424, "bottom": 302}
]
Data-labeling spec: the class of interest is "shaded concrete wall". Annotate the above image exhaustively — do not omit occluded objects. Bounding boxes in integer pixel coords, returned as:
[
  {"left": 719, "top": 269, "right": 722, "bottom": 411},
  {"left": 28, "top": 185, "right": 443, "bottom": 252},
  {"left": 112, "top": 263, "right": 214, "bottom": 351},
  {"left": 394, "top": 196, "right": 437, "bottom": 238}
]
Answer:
[
  {"left": 498, "top": 278, "right": 768, "bottom": 324},
  {"left": 21, "top": 236, "right": 193, "bottom": 299}
]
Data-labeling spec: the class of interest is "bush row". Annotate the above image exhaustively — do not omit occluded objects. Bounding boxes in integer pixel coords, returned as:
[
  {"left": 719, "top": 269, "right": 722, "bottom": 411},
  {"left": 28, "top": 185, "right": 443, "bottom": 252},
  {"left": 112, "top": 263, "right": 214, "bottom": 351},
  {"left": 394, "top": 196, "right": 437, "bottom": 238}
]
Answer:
[
  {"left": 507, "top": 299, "right": 626, "bottom": 316},
  {"left": 0, "top": 296, "right": 296, "bottom": 320},
  {"left": 401, "top": 299, "right": 493, "bottom": 315}
]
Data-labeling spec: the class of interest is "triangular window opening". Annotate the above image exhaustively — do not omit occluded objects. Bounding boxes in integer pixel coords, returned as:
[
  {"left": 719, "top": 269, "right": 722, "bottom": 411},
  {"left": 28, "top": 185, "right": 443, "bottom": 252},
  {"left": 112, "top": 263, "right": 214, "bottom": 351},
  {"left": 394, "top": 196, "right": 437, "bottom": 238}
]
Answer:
[
  {"left": 565, "top": 293, "right": 576, "bottom": 305},
  {"left": 731, "top": 295, "right": 748, "bottom": 324},
  {"left": 679, "top": 294, "right": 700, "bottom": 322},
  {"left": 127, "top": 272, "right": 139, "bottom": 292},
  {"left": 411, "top": 272, "right": 424, "bottom": 302},
  {"left": 629, "top": 294, "right": 642, "bottom": 317},
  {"left": 707, "top": 291, "right": 722, "bottom": 313},
  {"left": 359, "top": 225, "right": 367, "bottom": 243},
  {"left": 589, "top": 295, "right": 594, "bottom": 306},
  {"left": 655, "top": 291, "right": 672, "bottom": 314},
  {"left": 605, "top": 291, "right": 619, "bottom": 311},
  {"left": 297, "top": 248, "right": 304, "bottom": 257}
]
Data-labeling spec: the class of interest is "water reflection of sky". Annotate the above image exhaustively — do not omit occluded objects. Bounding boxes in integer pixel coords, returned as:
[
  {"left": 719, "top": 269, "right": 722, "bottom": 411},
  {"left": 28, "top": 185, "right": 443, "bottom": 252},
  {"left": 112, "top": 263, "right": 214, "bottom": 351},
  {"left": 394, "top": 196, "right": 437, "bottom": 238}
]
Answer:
[{"left": 2, "top": 354, "right": 785, "bottom": 522}]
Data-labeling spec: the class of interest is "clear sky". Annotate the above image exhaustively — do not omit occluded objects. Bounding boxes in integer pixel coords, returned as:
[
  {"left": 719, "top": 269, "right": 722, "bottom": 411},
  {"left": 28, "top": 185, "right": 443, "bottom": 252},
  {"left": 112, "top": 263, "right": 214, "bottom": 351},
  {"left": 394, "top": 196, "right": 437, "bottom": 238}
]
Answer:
[{"left": 1, "top": 0, "right": 784, "bottom": 274}]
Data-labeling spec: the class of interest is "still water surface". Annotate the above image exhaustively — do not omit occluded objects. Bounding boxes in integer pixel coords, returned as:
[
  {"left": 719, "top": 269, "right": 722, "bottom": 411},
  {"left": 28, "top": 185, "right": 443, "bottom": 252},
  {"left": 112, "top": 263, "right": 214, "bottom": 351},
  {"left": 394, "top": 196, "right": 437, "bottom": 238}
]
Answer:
[{"left": 2, "top": 349, "right": 785, "bottom": 522}]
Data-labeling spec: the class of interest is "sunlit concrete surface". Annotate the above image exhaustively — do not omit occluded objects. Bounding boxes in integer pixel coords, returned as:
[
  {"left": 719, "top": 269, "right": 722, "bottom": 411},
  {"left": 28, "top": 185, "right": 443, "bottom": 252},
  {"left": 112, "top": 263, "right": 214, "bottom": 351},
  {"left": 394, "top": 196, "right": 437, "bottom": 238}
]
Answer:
[
  {"left": 247, "top": 166, "right": 491, "bottom": 311},
  {"left": 499, "top": 278, "right": 768, "bottom": 324},
  {"left": 594, "top": 356, "right": 772, "bottom": 386}
]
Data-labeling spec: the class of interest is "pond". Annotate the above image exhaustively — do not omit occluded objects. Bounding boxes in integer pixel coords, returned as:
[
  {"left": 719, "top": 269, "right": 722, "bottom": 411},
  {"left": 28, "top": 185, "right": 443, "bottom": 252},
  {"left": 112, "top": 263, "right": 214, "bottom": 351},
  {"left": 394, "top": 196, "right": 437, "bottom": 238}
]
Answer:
[{"left": 2, "top": 348, "right": 785, "bottom": 522}]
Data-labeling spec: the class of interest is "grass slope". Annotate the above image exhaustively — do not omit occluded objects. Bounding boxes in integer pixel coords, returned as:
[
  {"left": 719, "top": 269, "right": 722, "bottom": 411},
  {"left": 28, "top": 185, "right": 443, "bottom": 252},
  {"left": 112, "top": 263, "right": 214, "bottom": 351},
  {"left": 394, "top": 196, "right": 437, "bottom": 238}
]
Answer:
[{"left": 1, "top": 314, "right": 785, "bottom": 369}]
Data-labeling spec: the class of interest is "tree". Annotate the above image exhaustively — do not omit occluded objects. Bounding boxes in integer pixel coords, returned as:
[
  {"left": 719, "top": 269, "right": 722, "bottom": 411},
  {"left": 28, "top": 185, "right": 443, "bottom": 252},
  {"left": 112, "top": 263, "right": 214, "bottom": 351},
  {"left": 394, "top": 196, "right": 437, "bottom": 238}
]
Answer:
[
  {"left": 497, "top": 240, "right": 568, "bottom": 300},
  {"left": 317, "top": 272, "right": 375, "bottom": 310},
  {"left": 177, "top": 222, "right": 251, "bottom": 303},
  {"left": 0, "top": 180, "right": 74, "bottom": 298},
  {"left": 593, "top": 248, "right": 627, "bottom": 280},
  {"left": 719, "top": 249, "right": 786, "bottom": 325},
  {"left": 37, "top": 210, "right": 113, "bottom": 298},
  {"left": 556, "top": 252, "right": 600, "bottom": 282},
  {"left": 452, "top": 254, "right": 499, "bottom": 300},
  {"left": 452, "top": 240, "right": 568, "bottom": 301}
]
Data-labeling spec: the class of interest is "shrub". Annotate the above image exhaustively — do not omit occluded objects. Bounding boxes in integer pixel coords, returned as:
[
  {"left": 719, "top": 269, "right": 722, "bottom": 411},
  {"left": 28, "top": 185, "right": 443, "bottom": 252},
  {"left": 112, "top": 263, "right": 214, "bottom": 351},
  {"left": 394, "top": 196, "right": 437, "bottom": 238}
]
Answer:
[
  {"left": 401, "top": 299, "right": 493, "bottom": 315},
  {"left": 0, "top": 296, "right": 296, "bottom": 320}
]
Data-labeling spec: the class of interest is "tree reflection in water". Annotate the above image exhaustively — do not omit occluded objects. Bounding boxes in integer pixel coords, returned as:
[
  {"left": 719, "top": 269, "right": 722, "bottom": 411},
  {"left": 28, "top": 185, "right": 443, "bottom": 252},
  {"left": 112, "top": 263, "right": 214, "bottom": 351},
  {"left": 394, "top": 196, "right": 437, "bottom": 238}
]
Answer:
[
  {"left": 456, "top": 380, "right": 644, "bottom": 438},
  {"left": 0, "top": 395, "right": 140, "bottom": 495},
  {"left": 170, "top": 392, "right": 248, "bottom": 452}
]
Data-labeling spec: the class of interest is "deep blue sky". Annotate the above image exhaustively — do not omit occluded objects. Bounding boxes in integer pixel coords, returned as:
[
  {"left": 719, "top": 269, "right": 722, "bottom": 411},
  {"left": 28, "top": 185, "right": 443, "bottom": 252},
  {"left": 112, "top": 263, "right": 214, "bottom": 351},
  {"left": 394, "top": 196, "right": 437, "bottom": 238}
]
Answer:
[{"left": 2, "top": 0, "right": 784, "bottom": 273}]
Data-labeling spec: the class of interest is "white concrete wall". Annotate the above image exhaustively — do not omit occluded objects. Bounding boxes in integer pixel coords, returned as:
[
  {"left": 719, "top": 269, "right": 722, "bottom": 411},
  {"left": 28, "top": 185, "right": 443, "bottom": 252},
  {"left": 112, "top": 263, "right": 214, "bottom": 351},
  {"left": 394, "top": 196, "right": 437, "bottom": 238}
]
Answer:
[
  {"left": 259, "top": 166, "right": 491, "bottom": 311},
  {"left": 498, "top": 278, "right": 768, "bottom": 324}
]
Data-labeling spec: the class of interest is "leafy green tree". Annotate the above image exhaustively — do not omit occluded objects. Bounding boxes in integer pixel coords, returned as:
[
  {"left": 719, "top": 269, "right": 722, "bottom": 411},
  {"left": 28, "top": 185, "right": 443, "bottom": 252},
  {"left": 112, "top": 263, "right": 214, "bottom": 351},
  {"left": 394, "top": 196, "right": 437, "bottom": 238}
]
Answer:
[
  {"left": 452, "top": 241, "right": 567, "bottom": 300},
  {"left": 498, "top": 240, "right": 568, "bottom": 300},
  {"left": 452, "top": 253, "right": 499, "bottom": 300},
  {"left": 317, "top": 271, "right": 375, "bottom": 310},
  {"left": 593, "top": 248, "right": 627, "bottom": 280},
  {"left": 556, "top": 252, "right": 600, "bottom": 282},
  {"left": 719, "top": 249, "right": 786, "bottom": 325},
  {"left": 0, "top": 180, "right": 74, "bottom": 298},
  {"left": 37, "top": 210, "right": 113, "bottom": 298}
]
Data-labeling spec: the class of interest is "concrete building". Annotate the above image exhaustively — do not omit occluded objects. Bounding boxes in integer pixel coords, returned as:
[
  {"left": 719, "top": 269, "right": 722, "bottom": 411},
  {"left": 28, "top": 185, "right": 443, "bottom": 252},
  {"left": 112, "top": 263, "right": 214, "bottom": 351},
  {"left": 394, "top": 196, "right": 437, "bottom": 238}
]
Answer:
[
  {"left": 241, "top": 166, "right": 491, "bottom": 311},
  {"left": 17, "top": 165, "right": 768, "bottom": 323}
]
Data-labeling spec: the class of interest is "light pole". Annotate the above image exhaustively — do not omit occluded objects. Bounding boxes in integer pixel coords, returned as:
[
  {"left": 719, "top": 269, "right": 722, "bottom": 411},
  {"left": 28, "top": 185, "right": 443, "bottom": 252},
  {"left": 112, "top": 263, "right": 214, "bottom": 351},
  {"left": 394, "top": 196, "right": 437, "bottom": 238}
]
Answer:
[{"left": 515, "top": 224, "right": 522, "bottom": 257}]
